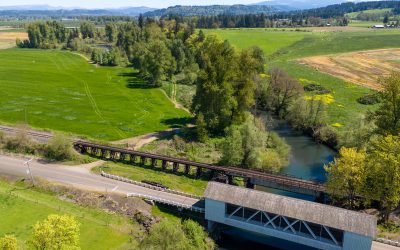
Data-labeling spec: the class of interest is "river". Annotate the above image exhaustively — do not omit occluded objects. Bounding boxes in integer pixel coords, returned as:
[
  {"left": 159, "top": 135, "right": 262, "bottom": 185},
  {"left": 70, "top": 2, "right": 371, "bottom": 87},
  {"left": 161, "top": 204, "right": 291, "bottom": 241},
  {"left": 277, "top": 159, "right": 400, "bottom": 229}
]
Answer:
[{"left": 218, "top": 118, "right": 336, "bottom": 249}]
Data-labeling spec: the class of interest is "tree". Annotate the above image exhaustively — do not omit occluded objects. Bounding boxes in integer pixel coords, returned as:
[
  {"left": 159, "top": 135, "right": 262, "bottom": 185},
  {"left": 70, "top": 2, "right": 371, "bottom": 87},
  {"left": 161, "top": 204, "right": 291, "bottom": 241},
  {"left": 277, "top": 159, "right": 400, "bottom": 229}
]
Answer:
[
  {"left": 383, "top": 14, "right": 389, "bottom": 24},
  {"left": 324, "top": 147, "right": 366, "bottom": 209},
  {"left": 45, "top": 134, "right": 75, "bottom": 161},
  {"left": 374, "top": 72, "right": 400, "bottom": 135},
  {"left": 80, "top": 21, "right": 96, "bottom": 39},
  {"left": 140, "top": 220, "right": 190, "bottom": 250},
  {"left": 365, "top": 135, "right": 400, "bottom": 223},
  {"left": 181, "top": 220, "right": 215, "bottom": 250},
  {"left": 222, "top": 114, "right": 288, "bottom": 171},
  {"left": 191, "top": 36, "right": 237, "bottom": 134},
  {"left": 266, "top": 68, "right": 303, "bottom": 117},
  {"left": 196, "top": 113, "right": 208, "bottom": 142},
  {"left": 31, "top": 214, "right": 80, "bottom": 250},
  {"left": 105, "top": 23, "right": 116, "bottom": 42},
  {"left": 0, "top": 235, "right": 18, "bottom": 250}
]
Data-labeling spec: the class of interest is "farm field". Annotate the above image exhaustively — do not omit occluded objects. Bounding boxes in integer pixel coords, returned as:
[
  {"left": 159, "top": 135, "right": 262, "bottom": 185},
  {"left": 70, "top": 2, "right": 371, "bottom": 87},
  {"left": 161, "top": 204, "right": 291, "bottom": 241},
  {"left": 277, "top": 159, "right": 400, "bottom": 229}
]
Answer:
[
  {"left": 0, "top": 49, "right": 190, "bottom": 141},
  {"left": 208, "top": 28, "right": 400, "bottom": 132},
  {"left": 298, "top": 48, "right": 400, "bottom": 90},
  {"left": 0, "top": 30, "right": 27, "bottom": 49},
  {"left": 0, "top": 180, "right": 134, "bottom": 249}
]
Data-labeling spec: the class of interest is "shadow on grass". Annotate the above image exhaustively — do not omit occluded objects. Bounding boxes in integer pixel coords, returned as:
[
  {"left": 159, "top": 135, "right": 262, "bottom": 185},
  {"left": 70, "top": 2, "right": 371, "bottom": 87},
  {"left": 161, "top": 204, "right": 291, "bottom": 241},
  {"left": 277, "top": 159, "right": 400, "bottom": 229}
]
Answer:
[
  {"left": 90, "top": 154, "right": 213, "bottom": 183},
  {"left": 154, "top": 204, "right": 206, "bottom": 224},
  {"left": 161, "top": 117, "right": 194, "bottom": 128},
  {"left": 118, "top": 72, "right": 159, "bottom": 89}
]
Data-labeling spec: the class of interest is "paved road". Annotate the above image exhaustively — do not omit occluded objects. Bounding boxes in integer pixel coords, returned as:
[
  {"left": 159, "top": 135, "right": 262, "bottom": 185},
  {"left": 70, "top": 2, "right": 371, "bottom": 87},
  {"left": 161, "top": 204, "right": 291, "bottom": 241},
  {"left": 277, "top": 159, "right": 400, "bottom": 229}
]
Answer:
[{"left": 0, "top": 155, "right": 201, "bottom": 207}]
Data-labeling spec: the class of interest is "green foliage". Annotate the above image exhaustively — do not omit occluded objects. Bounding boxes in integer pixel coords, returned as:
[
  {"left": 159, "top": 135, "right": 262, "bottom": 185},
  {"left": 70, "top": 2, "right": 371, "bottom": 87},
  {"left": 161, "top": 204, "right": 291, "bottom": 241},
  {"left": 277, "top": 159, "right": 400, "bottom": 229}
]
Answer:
[
  {"left": 340, "top": 115, "right": 375, "bottom": 148},
  {"left": 374, "top": 72, "right": 400, "bottom": 135},
  {"left": 196, "top": 113, "right": 208, "bottom": 142},
  {"left": 91, "top": 47, "right": 121, "bottom": 66},
  {"left": 325, "top": 147, "right": 366, "bottom": 208},
  {"left": 357, "top": 93, "right": 381, "bottom": 105},
  {"left": 140, "top": 220, "right": 214, "bottom": 250},
  {"left": 79, "top": 21, "right": 96, "bottom": 39},
  {"left": 30, "top": 214, "right": 80, "bottom": 250},
  {"left": 44, "top": 134, "right": 75, "bottom": 161},
  {"left": 287, "top": 98, "right": 327, "bottom": 130},
  {"left": 221, "top": 114, "right": 289, "bottom": 171},
  {"left": 365, "top": 135, "right": 400, "bottom": 223},
  {"left": 24, "top": 21, "right": 67, "bottom": 49},
  {"left": 0, "top": 235, "right": 18, "bottom": 250}
]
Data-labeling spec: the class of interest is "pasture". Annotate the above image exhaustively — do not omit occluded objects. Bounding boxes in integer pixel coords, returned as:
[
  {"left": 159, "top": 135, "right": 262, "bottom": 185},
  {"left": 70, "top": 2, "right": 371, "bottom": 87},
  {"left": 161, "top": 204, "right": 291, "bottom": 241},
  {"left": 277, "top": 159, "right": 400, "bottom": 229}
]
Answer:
[
  {"left": 207, "top": 28, "right": 400, "bottom": 132},
  {"left": 0, "top": 49, "right": 190, "bottom": 141},
  {"left": 0, "top": 181, "right": 134, "bottom": 249}
]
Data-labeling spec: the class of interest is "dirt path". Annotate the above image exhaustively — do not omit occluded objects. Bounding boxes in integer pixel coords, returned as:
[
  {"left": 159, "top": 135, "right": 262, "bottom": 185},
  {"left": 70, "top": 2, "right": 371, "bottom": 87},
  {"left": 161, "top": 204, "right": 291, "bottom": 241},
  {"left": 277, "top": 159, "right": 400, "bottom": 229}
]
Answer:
[{"left": 111, "top": 127, "right": 187, "bottom": 149}]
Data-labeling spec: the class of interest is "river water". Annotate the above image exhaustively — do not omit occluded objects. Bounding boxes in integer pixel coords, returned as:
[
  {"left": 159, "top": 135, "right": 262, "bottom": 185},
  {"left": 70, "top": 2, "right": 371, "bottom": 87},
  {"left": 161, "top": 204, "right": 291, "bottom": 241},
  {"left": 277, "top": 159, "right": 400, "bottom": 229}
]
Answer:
[{"left": 218, "top": 118, "right": 336, "bottom": 249}]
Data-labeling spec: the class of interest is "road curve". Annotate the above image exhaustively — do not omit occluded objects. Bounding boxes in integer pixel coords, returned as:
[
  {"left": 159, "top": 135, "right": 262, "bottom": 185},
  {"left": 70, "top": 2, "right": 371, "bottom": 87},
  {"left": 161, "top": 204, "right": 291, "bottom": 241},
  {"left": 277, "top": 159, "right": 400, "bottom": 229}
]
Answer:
[{"left": 0, "top": 155, "right": 201, "bottom": 207}]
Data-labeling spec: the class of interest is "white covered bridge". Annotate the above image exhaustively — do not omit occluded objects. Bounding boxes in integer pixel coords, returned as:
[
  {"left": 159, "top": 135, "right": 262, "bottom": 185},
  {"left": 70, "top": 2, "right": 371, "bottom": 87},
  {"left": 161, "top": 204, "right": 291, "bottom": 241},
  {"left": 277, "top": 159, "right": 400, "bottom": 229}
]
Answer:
[{"left": 204, "top": 182, "right": 376, "bottom": 250}]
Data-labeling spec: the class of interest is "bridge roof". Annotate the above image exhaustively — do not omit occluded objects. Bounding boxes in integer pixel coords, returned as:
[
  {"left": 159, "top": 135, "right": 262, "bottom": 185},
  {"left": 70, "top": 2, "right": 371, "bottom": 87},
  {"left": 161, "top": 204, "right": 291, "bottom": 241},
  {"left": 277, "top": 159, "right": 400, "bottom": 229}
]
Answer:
[{"left": 204, "top": 182, "right": 376, "bottom": 238}]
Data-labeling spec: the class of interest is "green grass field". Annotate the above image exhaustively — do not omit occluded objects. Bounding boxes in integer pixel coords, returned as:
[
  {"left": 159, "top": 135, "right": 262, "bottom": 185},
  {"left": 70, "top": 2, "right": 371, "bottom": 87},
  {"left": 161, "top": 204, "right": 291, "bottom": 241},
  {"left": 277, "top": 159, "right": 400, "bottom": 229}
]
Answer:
[
  {"left": 345, "top": 8, "right": 393, "bottom": 19},
  {"left": 0, "top": 49, "right": 190, "bottom": 141},
  {"left": 203, "top": 29, "right": 309, "bottom": 56},
  {"left": 205, "top": 28, "right": 400, "bottom": 133},
  {"left": 0, "top": 181, "right": 134, "bottom": 249}
]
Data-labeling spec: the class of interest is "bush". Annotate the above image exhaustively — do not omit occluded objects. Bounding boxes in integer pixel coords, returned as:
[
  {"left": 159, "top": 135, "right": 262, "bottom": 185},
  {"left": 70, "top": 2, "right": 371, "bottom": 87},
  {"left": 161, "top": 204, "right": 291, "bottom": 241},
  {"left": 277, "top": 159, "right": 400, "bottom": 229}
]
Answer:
[
  {"left": 314, "top": 125, "right": 339, "bottom": 147},
  {"left": 303, "top": 84, "right": 331, "bottom": 94},
  {"left": 45, "top": 134, "right": 75, "bottom": 161},
  {"left": 0, "top": 235, "right": 18, "bottom": 250},
  {"left": 357, "top": 93, "right": 381, "bottom": 105},
  {"left": 4, "top": 125, "right": 36, "bottom": 154}
]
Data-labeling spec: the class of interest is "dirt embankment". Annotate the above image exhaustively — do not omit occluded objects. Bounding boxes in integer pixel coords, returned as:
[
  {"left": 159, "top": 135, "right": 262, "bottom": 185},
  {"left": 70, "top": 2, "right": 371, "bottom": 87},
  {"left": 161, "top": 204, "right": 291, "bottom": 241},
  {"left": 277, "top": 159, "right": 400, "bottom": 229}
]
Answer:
[{"left": 297, "top": 48, "right": 400, "bottom": 91}]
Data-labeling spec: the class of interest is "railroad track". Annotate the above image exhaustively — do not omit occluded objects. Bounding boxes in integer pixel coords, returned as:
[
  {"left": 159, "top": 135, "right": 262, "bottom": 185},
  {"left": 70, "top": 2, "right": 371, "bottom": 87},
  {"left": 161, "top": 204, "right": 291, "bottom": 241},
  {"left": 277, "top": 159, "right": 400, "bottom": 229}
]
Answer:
[
  {"left": 0, "top": 125, "right": 53, "bottom": 140},
  {"left": 74, "top": 141, "right": 326, "bottom": 193}
]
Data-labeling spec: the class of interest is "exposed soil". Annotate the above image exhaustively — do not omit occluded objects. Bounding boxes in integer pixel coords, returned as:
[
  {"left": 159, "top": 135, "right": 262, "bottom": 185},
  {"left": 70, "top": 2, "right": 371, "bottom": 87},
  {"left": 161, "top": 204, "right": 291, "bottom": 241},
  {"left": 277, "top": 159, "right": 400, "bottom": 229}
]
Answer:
[
  {"left": 0, "top": 32, "right": 28, "bottom": 49},
  {"left": 298, "top": 48, "right": 400, "bottom": 91}
]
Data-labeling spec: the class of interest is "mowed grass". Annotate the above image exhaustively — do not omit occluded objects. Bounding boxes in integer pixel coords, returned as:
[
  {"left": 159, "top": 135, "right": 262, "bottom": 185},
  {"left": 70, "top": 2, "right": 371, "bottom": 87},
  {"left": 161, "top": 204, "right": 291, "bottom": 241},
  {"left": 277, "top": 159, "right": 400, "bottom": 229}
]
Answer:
[
  {"left": 0, "top": 181, "right": 134, "bottom": 249},
  {"left": 93, "top": 162, "right": 208, "bottom": 196},
  {"left": 0, "top": 49, "right": 190, "bottom": 141},
  {"left": 207, "top": 28, "right": 400, "bottom": 134},
  {"left": 202, "top": 29, "right": 308, "bottom": 56}
]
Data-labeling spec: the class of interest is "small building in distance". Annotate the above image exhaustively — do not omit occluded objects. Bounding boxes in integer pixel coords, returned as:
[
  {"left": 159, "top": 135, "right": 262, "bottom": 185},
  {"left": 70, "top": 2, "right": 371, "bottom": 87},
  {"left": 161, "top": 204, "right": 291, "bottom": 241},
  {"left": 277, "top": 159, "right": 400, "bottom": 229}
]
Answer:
[
  {"left": 372, "top": 24, "right": 385, "bottom": 29},
  {"left": 204, "top": 182, "right": 377, "bottom": 250}
]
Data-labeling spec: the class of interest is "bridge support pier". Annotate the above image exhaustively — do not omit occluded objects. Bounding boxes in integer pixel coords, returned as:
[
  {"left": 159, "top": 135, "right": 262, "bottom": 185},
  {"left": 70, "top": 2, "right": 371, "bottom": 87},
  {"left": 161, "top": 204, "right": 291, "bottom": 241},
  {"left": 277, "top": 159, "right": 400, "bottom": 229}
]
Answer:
[
  {"left": 196, "top": 167, "right": 202, "bottom": 178},
  {"left": 151, "top": 158, "right": 157, "bottom": 168},
  {"left": 130, "top": 154, "right": 136, "bottom": 163},
  {"left": 173, "top": 162, "right": 179, "bottom": 173},
  {"left": 227, "top": 175, "right": 233, "bottom": 185},
  {"left": 101, "top": 149, "right": 106, "bottom": 158},
  {"left": 184, "top": 165, "right": 190, "bottom": 175},
  {"left": 162, "top": 160, "right": 167, "bottom": 171},
  {"left": 246, "top": 178, "right": 255, "bottom": 189},
  {"left": 140, "top": 156, "right": 146, "bottom": 165}
]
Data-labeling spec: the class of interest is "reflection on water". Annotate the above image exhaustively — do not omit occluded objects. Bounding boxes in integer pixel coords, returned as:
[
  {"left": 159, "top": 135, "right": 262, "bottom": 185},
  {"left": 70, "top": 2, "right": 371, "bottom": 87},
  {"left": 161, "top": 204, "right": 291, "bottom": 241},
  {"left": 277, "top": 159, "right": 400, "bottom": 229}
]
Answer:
[{"left": 218, "top": 118, "right": 336, "bottom": 249}]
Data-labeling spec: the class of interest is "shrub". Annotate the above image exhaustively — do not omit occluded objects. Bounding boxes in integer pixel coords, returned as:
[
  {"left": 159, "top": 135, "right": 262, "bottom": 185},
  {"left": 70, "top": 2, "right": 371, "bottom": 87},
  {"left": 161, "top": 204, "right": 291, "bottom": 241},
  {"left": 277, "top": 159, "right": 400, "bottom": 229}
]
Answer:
[
  {"left": 314, "top": 125, "right": 339, "bottom": 147},
  {"left": 45, "top": 134, "right": 75, "bottom": 161},
  {"left": 303, "top": 84, "right": 331, "bottom": 94},
  {"left": 357, "top": 93, "right": 381, "bottom": 105},
  {"left": 0, "top": 235, "right": 18, "bottom": 250},
  {"left": 4, "top": 125, "right": 35, "bottom": 154}
]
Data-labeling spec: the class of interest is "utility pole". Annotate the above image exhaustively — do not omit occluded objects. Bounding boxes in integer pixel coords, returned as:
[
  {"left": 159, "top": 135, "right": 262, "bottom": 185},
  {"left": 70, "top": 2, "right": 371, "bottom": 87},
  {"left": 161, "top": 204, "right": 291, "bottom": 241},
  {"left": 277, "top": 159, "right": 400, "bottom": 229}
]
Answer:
[{"left": 24, "top": 158, "right": 34, "bottom": 186}]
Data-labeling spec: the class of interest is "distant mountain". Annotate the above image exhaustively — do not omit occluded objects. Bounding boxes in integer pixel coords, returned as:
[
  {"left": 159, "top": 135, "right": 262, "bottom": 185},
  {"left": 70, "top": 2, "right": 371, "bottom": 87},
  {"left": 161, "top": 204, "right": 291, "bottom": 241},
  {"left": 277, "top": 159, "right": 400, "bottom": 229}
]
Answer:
[
  {"left": 0, "top": 6, "right": 156, "bottom": 17},
  {"left": 253, "top": 0, "right": 393, "bottom": 10},
  {"left": 143, "top": 4, "right": 286, "bottom": 17}
]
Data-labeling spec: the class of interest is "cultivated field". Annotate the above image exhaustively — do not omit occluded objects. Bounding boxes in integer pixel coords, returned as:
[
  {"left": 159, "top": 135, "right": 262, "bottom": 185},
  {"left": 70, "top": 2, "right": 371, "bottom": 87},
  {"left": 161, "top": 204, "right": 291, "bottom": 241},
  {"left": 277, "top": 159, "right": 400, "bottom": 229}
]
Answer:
[
  {"left": 0, "top": 30, "right": 27, "bottom": 49},
  {"left": 208, "top": 28, "right": 400, "bottom": 131},
  {"left": 298, "top": 49, "right": 400, "bottom": 90},
  {"left": 0, "top": 49, "right": 190, "bottom": 141}
]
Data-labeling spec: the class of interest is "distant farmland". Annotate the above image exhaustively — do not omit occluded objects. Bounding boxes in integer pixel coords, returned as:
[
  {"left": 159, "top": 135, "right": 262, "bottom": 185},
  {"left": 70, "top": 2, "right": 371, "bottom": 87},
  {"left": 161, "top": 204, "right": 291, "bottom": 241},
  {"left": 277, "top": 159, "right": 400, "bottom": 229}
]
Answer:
[
  {"left": 0, "top": 30, "right": 27, "bottom": 49},
  {"left": 0, "top": 49, "right": 190, "bottom": 141}
]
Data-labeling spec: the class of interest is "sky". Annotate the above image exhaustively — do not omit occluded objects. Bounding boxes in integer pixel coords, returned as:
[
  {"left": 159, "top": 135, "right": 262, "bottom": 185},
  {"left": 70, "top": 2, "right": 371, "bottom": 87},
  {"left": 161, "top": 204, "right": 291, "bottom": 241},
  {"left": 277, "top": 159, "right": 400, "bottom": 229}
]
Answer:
[{"left": 0, "top": 0, "right": 260, "bottom": 9}]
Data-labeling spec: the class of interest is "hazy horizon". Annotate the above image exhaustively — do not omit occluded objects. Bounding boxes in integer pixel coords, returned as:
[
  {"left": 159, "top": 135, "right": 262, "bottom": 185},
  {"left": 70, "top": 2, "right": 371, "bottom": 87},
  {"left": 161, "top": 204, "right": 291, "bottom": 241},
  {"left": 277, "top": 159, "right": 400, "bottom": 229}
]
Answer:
[{"left": 0, "top": 0, "right": 263, "bottom": 9}]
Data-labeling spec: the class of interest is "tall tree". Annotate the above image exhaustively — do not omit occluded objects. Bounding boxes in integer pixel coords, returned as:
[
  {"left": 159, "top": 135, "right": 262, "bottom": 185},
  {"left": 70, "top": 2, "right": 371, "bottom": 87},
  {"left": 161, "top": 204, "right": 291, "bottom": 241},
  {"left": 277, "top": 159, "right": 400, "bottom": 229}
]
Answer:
[
  {"left": 30, "top": 214, "right": 80, "bottom": 250},
  {"left": 325, "top": 147, "right": 366, "bottom": 209},
  {"left": 365, "top": 135, "right": 400, "bottom": 223},
  {"left": 374, "top": 72, "right": 400, "bottom": 135}
]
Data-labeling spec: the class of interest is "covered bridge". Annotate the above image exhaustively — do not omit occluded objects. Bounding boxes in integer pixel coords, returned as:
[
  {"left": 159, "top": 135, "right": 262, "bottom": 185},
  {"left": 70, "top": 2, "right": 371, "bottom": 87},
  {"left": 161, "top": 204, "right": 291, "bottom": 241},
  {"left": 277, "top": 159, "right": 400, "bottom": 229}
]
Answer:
[{"left": 204, "top": 182, "right": 376, "bottom": 250}]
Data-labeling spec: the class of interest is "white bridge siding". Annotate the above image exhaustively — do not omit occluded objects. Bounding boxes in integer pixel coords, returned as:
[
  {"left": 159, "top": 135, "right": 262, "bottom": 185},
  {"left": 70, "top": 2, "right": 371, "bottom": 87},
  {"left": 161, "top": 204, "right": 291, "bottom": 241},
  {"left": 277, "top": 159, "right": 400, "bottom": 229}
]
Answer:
[{"left": 204, "top": 182, "right": 376, "bottom": 250}]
